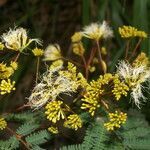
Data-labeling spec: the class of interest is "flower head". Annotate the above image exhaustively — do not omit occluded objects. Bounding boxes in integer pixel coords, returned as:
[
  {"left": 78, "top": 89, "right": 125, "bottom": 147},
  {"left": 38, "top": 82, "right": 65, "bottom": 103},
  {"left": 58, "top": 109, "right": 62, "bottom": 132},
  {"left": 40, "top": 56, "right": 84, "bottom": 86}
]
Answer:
[
  {"left": 72, "top": 42, "right": 85, "bottom": 56},
  {"left": 118, "top": 26, "right": 147, "bottom": 38},
  {"left": 1, "top": 27, "right": 41, "bottom": 51},
  {"left": 82, "top": 21, "right": 113, "bottom": 40},
  {"left": 32, "top": 47, "right": 44, "bottom": 56},
  {"left": 104, "top": 111, "right": 127, "bottom": 131},
  {"left": 64, "top": 114, "right": 82, "bottom": 130},
  {"left": 81, "top": 73, "right": 113, "bottom": 116},
  {"left": 28, "top": 65, "right": 78, "bottom": 109},
  {"left": 112, "top": 74, "right": 129, "bottom": 100},
  {"left": 0, "top": 62, "right": 17, "bottom": 79},
  {"left": 45, "top": 101, "right": 65, "bottom": 123},
  {"left": 0, "top": 79, "right": 15, "bottom": 95},
  {"left": 43, "top": 44, "right": 62, "bottom": 61},
  {"left": 117, "top": 61, "right": 150, "bottom": 107},
  {"left": 71, "top": 32, "right": 83, "bottom": 43},
  {"left": 10, "top": 61, "right": 18, "bottom": 70},
  {"left": 0, "top": 117, "right": 7, "bottom": 130},
  {"left": 48, "top": 126, "right": 58, "bottom": 134}
]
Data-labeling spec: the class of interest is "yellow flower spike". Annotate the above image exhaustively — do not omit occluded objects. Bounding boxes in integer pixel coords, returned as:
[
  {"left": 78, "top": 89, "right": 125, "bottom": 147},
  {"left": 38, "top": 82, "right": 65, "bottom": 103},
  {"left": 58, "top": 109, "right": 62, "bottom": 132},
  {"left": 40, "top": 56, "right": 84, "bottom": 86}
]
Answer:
[
  {"left": 71, "top": 32, "right": 83, "bottom": 43},
  {"left": 48, "top": 126, "right": 58, "bottom": 134},
  {"left": 0, "top": 117, "right": 7, "bottom": 130},
  {"left": 0, "top": 42, "right": 5, "bottom": 50},
  {"left": 72, "top": 42, "right": 85, "bottom": 56},
  {"left": 32, "top": 47, "right": 44, "bottom": 56},
  {"left": 0, "top": 63, "right": 14, "bottom": 79},
  {"left": 81, "top": 73, "right": 113, "bottom": 116},
  {"left": 0, "top": 79, "right": 15, "bottom": 95},
  {"left": 104, "top": 111, "right": 127, "bottom": 131},
  {"left": 112, "top": 74, "right": 129, "bottom": 100},
  {"left": 10, "top": 61, "right": 18, "bottom": 70},
  {"left": 64, "top": 114, "right": 82, "bottom": 130},
  {"left": 45, "top": 100, "right": 66, "bottom": 123},
  {"left": 118, "top": 25, "right": 147, "bottom": 38},
  {"left": 43, "top": 44, "right": 62, "bottom": 61}
]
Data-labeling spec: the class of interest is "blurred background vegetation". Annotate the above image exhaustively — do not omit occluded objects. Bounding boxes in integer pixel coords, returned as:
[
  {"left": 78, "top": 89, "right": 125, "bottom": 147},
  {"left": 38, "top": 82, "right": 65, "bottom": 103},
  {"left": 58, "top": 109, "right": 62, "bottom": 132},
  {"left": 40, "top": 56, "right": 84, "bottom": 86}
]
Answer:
[{"left": 0, "top": 0, "right": 150, "bottom": 122}]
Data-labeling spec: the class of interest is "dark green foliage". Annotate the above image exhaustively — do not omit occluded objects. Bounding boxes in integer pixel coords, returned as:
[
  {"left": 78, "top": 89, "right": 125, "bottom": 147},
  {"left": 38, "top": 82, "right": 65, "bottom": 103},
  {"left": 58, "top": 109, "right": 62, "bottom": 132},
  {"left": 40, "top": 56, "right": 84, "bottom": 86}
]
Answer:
[
  {"left": 60, "top": 122, "right": 108, "bottom": 150},
  {"left": 61, "top": 144, "right": 83, "bottom": 150},
  {"left": 31, "top": 146, "right": 46, "bottom": 150},
  {"left": 25, "top": 130, "right": 51, "bottom": 146},
  {"left": 82, "top": 122, "right": 107, "bottom": 150},
  {"left": 16, "top": 122, "right": 40, "bottom": 136},
  {"left": 117, "top": 110, "right": 150, "bottom": 150},
  {"left": 0, "top": 136, "right": 19, "bottom": 150},
  {"left": 61, "top": 110, "right": 150, "bottom": 150},
  {"left": 6, "top": 111, "right": 36, "bottom": 123}
]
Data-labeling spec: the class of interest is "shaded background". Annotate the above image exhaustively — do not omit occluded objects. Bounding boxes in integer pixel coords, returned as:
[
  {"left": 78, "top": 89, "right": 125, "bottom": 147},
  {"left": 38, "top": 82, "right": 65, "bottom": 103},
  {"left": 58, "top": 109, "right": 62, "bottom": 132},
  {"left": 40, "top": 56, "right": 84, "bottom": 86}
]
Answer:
[{"left": 0, "top": 0, "right": 150, "bottom": 121}]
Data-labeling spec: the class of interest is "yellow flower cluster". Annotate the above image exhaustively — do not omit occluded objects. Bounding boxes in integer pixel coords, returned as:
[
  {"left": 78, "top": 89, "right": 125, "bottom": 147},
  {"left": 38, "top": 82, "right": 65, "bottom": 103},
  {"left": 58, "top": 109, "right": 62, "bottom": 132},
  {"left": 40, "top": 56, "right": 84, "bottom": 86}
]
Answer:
[
  {"left": 0, "top": 63, "right": 14, "bottom": 79},
  {"left": 48, "top": 126, "right": 58, "bottom": 134},
  {"left": 49, "top": 60, "right": 64, "bottom": 71},
  {"left": 119, "top": 26, "right": 147, "bottom": 38},
  {"left": 133, "top": 52, "right": 149, "bottom": 67},
  {"left": 32, "top": 47, "right": 44, "bottom": 56},
  {"left": 104, "top": 111, "right": 127, "bottom": 131},
  {"left": 0, "top": 79, "right": 15, "bottom": 95},
  {"left": 0, "top": 42, "right": 4, "bottom": 50},
  {"left": 64, "top": 114, "right": 82, "bottom": 130},
  {"left": 45, "top": 100, "right": 65, "bottom": 123},
  {"left": 112, "top": 75, "right": 129, "bottom": 100},
  {"left": 0, "top": 117, "right": 7, "bottom": 130},
  {"left": 72, "top": 42, "right": 85, "bottom": 56},
  {"left": 71, "top": 32, "right": 83, "bottom": 43},
  {"left": 10, "top": 61, "right": 18, "bottom": 70},
  {"left": 71, "top": 32, "right": 85, "bottom": 56},
  {"left": 81, "top": 73, "right": 113, "bottom": 116},
  {"left": 0, "top": 61, "right": 18, "bottom": 79}
]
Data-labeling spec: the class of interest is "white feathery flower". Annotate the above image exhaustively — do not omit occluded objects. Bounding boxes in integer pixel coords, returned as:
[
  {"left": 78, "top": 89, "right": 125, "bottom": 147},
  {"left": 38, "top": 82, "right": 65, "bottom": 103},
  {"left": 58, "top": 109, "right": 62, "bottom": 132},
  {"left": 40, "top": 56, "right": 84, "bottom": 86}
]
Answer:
[
  {"left": 28, "top": 67, "right": 76, "bottom": 109},
  {"left": 43, "top": 44, "right": 62, "bottom": 61},
  {"left": 117, "top": 61, "right": 150, "bottom": 108},
  {"left": 82, "top": 21, "right": 113, "bottom": 40},
  {"left": 1, "top": 27, "right": 42, "bottom": 51}
]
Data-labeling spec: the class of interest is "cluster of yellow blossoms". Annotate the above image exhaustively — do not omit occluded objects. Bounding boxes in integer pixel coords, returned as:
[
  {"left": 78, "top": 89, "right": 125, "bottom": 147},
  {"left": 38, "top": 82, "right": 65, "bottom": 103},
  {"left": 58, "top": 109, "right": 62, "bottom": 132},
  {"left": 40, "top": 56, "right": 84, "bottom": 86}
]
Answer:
[
  {"left": 0, "top": 62, "right": 17, "bottom": 95},
  {"left": 32, "top": 47, "right": 44, "bottom": 57},
  {"left": 104, "top": 111, "right": 127, "bottom": 131},
  {"left": 81, "top": 73, "right": 130, "bottom": 116},
  {"left": 45, "top": 100, "right": 65, "bottom": 123},
  {"left": 0, "top": 117, "right": 7, "bottom": 130},
  {"left": 48, "top": 126, "right": 58, "bottom": 134},
  {"left": 0, "top": 79, "right": 15, "bottom": 95},
  {"left": 119, "top": 26, "right": 147, "bottom": 38},
  {"left": 64, "top": 114, "right": 82, "bottom": 130},
  {"left": 45, "top": 100, "right": 82, "bottom": 133},
  {"left": 81, "top": 73, "right": 112, "bottom": 116},
  {"left": 112, "top": 74, "right": 129, "bottom": 100},
  {"left": 71, "top": 32, "right": 85, "bottom": 56}
]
